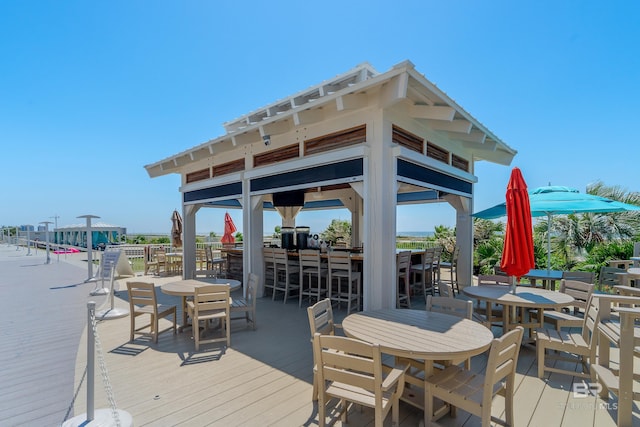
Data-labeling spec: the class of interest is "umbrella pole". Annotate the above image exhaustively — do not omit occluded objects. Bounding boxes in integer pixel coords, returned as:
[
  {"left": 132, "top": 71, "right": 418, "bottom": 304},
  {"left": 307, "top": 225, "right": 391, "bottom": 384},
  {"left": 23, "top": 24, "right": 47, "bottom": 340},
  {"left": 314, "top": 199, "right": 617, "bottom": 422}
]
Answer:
[{"left": 547, "top": 213, "right": 552, "bottom": 272}]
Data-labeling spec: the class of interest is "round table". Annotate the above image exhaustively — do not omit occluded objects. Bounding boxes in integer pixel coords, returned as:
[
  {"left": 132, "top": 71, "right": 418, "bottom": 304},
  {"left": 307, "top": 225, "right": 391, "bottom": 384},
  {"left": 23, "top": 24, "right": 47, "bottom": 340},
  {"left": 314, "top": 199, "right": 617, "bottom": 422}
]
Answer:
[
  {"left": 342, "top": 309, "right": 493, "bottom": 425},
  {"left": 462, "top": 285, "right": 574, "bottom": 337},
  {"left": 161, "top": 278, "right": 241, "bottom": 296},
  {"left": 161, "top": 278, "right": 242, "bottom": 329}
]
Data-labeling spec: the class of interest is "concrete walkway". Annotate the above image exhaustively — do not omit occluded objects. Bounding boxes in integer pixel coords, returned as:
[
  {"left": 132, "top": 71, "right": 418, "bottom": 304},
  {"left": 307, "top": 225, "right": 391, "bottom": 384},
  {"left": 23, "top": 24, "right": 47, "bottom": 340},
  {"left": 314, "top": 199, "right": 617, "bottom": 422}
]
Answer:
[{"left": 0, "top": 244, "right": 108, "bottom": 426}]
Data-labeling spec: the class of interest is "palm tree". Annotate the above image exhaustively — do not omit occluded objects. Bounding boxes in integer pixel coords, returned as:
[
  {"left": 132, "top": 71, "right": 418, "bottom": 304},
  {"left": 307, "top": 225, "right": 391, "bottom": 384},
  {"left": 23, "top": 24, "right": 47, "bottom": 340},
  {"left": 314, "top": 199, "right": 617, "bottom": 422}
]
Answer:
[{"left": 548, "top": 182, "right": 640, "bottom": 269}]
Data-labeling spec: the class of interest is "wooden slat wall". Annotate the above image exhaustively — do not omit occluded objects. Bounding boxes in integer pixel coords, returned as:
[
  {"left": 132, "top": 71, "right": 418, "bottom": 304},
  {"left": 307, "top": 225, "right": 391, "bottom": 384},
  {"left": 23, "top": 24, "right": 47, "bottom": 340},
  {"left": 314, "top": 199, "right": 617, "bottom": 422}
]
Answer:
[
  {"left": 427, "top": 142, "right": 450, "bottom": 164},
  {"left": 304, "top": 124, "right": 366, "bottom": 156},
  {"left": 392, "top": 125, "right": 423, "bottom": 153},
  {"left": 452, "top": 154, "right": 469, "bottom": 172},
  {"left": 254, "top": 144, "right": 300, "bottom": 168},
  {"left": 213, "top": 159, "right": 245, "bottom": 177},
  {"left": 186, "top": 168, "right": 211, "bottom": 183}
]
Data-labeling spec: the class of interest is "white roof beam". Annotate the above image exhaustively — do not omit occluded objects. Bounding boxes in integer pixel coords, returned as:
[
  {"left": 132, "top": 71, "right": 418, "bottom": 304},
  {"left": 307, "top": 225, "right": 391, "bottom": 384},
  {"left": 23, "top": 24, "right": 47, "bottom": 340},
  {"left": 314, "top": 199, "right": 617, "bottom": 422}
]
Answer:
[
  {"left": 379, "top": 73, "right": 408, "bottom": 107},
  {"left": 452, "top": 130, "right": 488, "bottom": 144},
  {"left": 293, "top": 109, "right": 324, "bottom": 126},
  {"left": 262, "top": 119, "right": 292, "bottom": 136},
  {"left": 336, "top": 93, "right": 368, "bottom": 111},
  {"left": 426, "top": 119, "right": 473, "bottom": 133},
  {"left": 409, "top": 105, "right": 455, "bottom": 121}
]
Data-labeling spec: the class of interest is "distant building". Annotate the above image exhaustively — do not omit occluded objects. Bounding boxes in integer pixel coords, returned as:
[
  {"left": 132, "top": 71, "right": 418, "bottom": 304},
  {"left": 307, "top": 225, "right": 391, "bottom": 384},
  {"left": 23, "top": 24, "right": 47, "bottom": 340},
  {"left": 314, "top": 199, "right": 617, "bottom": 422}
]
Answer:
[{"left": 55, "top": 222, "right": 126, "bottom": 249}]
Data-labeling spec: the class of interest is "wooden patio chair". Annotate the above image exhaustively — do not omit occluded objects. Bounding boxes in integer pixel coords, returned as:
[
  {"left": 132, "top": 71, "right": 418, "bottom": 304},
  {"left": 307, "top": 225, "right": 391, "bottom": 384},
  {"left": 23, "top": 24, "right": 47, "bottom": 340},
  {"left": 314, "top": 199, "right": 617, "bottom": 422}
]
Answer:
[
  {"left": 230, "top": 272, "right": 258, "bottom": 330},
  {"left": 535, "top": 294, "right": 599, "bottom": 379},
  {"left": 591, "top": 297, "right": 640, "bottom": 427},
  {"left": 473, "top": 274, "right": 510, "bottom": 328},
  {"left": 313, "top": 333, "right": 407, "bottom": 427},
  {"left": 307, "top": 298, "right": 342, "bottom": 402},
  {"left": 186, "top": 284, "right": 230, "bottom": 350},
  {"left": 126, "top": 281, "right": 176, "bottom": 343},
  {"left": 427, "top": 327, "right": 524, "bottom": 427},
  {"left": 530, "top": 279, "right": 594, "bottom": 330}
]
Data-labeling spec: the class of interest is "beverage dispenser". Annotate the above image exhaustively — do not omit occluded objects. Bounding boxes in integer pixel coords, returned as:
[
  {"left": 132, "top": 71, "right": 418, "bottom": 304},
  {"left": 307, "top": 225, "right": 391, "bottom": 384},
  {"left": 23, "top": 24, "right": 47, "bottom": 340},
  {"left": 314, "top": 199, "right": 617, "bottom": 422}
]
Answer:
[
  {"left": 281, "top": 227, "right": 295, "bottom": 250},
  {"left": 295, "top": 226, "right": 310, "bottom": 250}
]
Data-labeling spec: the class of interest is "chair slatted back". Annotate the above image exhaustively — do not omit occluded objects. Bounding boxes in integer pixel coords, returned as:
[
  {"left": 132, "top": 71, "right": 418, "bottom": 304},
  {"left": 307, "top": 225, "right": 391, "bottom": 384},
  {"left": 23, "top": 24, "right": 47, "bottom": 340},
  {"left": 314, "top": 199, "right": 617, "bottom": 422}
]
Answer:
[
  {"left": 128, "top": 282, "right": 158, "bottom": 307},
  {"left": 598, "top": 266, "right": 625, "bottom": 289},
  {"left": 193, "top": 285, "right": 230, "bottom": 315},
  {"left": 582, "top": 295, "right": 600, "bottom": 345},
  {"left": 396, "top": 251, "right": 411, "bottom": 278},
  {"left": 307, "top": 298, "right": 336, "bottom": 338},
  {"left": 299, "top": 249, "right": 322, "bottom": 270},
  {"left": 562, "top": 271, "right": 595, "bottom": 284},
  {"left": 560, "top": 279, "right": 595, "bottom": 311},
  {"left": 427, "top": 295, "right": 473, "bottom": 319},
  {"left": 328, "top": 250, "right": 351, "bottom": 273},
  {"left": 485, "top": 327, "right": 524, "bottom": 388},
  {"left": 313, "top": 334, "right": 381, "bottom": 398}
]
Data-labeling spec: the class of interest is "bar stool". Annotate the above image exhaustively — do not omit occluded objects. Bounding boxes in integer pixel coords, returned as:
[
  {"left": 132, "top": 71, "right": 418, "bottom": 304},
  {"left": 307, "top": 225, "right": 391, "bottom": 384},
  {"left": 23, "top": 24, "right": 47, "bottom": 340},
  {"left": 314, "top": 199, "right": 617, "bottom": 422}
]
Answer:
[
  {"left": 440, "top": 246, "right": 460, "bottom": 295},
  {"left": 396, "top": 251, "right": 412, "bottom": 308},
  {"left": 272, "top": 248, "right": 300, "bottom": 303},
  {"left": 262, "top": 247, "right": 275, "bottom": 297},
  {"left": 410, "top": 247, "right": 435, "bottom": 299},
  {"left": 298, "top": 249, "right": 328, "bottom": 307},
  {"left": 328, "top": 251, "right": 360, "bottom": 313}
]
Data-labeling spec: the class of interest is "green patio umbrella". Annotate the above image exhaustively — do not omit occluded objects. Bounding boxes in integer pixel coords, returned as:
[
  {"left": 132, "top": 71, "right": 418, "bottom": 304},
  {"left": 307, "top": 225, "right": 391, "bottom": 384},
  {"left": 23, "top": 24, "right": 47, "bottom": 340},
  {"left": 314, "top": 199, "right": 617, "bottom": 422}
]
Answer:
[{"left": 473, "top": 186, "right": 640, "bottom": 270}]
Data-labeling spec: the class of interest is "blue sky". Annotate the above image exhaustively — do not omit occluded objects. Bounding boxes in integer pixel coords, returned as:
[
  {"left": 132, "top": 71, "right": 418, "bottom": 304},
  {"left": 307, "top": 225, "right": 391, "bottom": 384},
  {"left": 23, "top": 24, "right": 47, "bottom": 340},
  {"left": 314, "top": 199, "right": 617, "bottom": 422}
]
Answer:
[{"left": 1, "top": 1, "right": 638, "bottom": 236}]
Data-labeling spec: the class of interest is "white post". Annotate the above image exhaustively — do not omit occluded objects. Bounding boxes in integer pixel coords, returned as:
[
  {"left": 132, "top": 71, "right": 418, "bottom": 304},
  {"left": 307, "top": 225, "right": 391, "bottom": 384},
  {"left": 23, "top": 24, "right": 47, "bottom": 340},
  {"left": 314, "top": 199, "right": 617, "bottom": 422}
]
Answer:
[
  {"left": 78, "top": 215, "right": 100, "bottom": 282},
  {"left": 40, "top": 221, "right": 52, "bottom": 264},
  {"left": 26, "top": 227, "right": 31, "bottom": 256}
]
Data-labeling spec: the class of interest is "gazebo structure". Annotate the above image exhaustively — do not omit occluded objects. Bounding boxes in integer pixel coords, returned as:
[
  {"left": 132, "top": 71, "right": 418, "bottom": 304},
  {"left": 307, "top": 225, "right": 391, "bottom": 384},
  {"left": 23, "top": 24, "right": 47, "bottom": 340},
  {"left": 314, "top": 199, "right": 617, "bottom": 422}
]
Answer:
[{"left": 145, "top": 60, "right": 516, "bottom": 309}]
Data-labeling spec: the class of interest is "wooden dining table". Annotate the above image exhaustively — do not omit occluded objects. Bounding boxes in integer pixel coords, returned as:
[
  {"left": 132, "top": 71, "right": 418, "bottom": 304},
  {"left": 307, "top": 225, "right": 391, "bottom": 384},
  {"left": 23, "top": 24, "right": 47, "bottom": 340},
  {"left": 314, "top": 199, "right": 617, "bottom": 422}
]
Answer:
[
  {"left": 161, "top": 278, "right": 242, "bottom": 329},
  {"left": 462, "top": 285, "right": 574, "bottom": 339},
  {"left": 342, "top": 308, "right": 494, "bottom": 425}
]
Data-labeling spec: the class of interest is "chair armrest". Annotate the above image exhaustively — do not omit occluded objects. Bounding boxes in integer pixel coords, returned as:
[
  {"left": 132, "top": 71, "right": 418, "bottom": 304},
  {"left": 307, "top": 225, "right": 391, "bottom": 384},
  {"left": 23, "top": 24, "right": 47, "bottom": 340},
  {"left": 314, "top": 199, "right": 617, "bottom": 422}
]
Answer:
[{"left": 381, "top": 365, "right": 408, "bottom": 392}]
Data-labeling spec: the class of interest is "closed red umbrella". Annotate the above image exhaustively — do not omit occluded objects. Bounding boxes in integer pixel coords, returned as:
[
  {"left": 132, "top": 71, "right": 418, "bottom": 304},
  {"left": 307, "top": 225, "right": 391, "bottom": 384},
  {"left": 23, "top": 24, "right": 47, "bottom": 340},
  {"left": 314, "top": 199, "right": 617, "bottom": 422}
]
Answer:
[
  {"left": 500, "top": 167, "right": 535, "bottom": 290},
  {"left": 221, "top": 212, "right": 237, "bottom": 244}
]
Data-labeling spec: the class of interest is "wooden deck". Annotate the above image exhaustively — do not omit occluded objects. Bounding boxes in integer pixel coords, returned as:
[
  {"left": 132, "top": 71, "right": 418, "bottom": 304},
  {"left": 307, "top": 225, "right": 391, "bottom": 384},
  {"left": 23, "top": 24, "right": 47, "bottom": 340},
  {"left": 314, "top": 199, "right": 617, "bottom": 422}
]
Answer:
[
  {"left": 1, "top": 247, "right": 638, "bottom": 426},
  {"left": 67, "top": 276, "right": 638, "bottom": 427}
]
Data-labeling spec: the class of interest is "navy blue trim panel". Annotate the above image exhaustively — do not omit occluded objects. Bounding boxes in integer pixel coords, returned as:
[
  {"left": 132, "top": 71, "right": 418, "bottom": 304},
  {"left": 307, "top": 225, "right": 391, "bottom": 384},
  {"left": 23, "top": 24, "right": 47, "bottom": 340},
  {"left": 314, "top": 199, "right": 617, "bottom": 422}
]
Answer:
[
  {"left": 250, "top": 158, "right": 363, "bottom": 192},
  {"left": 397, "top": 159, "right": 471, "bottom": 195},
  {"left": 183, "top": 181, "right": 242, "bottom": 203}
]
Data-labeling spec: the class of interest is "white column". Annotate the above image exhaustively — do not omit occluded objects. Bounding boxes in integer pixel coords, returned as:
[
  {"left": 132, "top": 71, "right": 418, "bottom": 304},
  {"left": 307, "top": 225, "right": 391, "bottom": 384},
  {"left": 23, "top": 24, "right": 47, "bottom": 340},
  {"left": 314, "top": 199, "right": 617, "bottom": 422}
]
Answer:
[
  {"left": 78, "top": 215, "right": 100, "bottom": 281},
  {"left": 445, "top": 194, "right": 473, "bottom": 288},
  {"left": 362, "top": 117, "right": 397, "bottom": 310},
  {"left": 244, "top": 188, "right": 264, "bottom": 296},
  {"left": 182, "top": 205, "right": 198, "bottom": 279}
]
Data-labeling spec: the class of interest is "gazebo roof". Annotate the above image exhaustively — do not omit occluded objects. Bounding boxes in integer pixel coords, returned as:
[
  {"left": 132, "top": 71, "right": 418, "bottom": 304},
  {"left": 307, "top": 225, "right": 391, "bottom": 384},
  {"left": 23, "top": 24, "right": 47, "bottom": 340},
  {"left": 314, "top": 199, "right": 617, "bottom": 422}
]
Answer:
[{"left": 145, "top": 60, "right": 516, "bottom": 178}]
